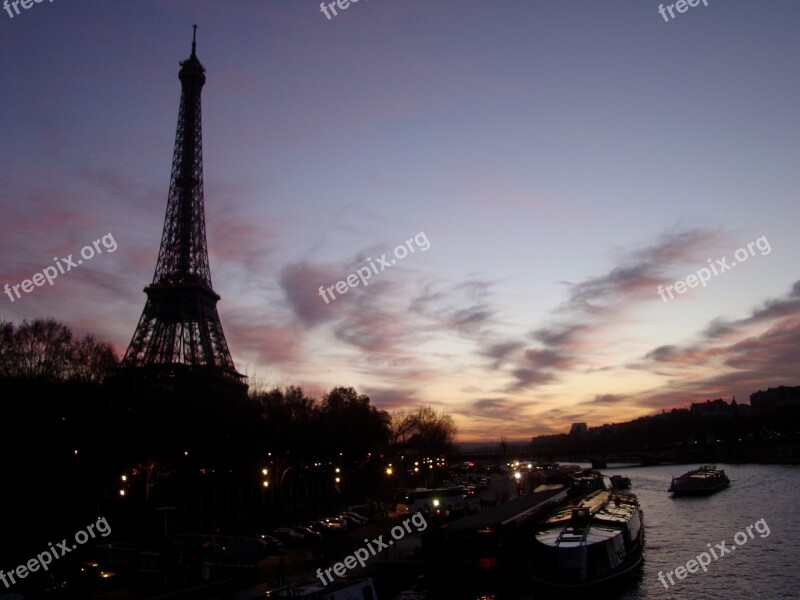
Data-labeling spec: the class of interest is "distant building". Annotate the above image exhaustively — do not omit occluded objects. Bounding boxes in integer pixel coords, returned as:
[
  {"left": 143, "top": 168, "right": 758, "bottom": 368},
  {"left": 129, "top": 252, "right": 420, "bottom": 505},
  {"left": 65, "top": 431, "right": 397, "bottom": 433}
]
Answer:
[
  {"left": 569, "top": 422, "right": 588, "bottom": 435},
  {"left": 750, "top": 386, "right": 800, "bottom": 412},
  {"left": 691, "top": 398, "right": 733, "bottom": 417},
  {"left": 690, "top": 397, "right": 749, "bottom": 418}
]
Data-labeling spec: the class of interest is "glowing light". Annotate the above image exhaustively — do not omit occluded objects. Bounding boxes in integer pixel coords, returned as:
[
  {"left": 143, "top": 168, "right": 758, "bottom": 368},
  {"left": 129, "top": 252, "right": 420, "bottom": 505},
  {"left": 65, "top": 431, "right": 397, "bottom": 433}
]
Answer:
[
  {"left": 121, "top": 475, "right": 127, "bottom": 482},
  {"left": 262, "top": 468, "right": 268, "bottom": 476},
  {"left": 386, "top": 467, "right": 393, "bottom": 476},
  {"left": 119, "top": 489, "right": 125, "bottom": 497}
]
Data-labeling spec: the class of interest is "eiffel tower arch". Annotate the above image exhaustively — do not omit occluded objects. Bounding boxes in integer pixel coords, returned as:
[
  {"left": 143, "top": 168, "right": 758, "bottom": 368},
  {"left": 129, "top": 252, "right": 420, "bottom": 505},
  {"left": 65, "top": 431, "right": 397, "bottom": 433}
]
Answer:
[{"left": 118, "top": 28, "right": 247, "bottom": 401}]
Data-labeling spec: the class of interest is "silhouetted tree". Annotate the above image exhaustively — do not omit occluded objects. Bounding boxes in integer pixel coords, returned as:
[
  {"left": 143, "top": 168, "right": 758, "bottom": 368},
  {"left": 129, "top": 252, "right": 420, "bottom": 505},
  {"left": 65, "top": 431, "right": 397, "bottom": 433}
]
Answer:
[
  {"left": 320, "top": 387, "right": 391, "bottom": 460},
  {"left": 390, "top": 409, "right": 415, "bottom": 454},
  {"left": 0, "top": 319, "right": 119, "bottom": 382},
  {"left": 402, "top": 405, "right": 457, "bottom": 457},
  {"left": 0, "top": 321, "right": 14, "bottom": 377},
  {"left": 69, "top": 335, "right": 118, "bottom": 383},
  {"left": 253, "top": 385, "right": 321, "bottom": 460},
  {"left": 9, "top": 319, "right": 73, "bottom": 380}
]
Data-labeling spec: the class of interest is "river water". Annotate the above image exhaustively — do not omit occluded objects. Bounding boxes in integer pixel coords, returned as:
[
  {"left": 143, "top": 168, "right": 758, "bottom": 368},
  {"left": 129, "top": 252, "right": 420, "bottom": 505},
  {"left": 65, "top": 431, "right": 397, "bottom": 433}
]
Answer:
[{"left": 391, "top": 463, "right": 800, "bottom": 599}]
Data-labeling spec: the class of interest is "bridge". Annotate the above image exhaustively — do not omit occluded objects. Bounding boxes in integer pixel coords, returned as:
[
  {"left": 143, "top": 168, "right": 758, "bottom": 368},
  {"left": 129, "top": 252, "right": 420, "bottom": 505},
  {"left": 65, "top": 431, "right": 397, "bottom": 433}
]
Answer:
[{"left": 451, "top": 447, "right": 709, "bottom": 469}]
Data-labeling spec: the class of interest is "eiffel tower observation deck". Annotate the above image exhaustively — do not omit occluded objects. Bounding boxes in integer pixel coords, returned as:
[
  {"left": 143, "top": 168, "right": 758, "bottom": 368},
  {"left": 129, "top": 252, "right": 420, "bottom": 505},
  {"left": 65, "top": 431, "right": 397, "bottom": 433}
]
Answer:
[{"left": 120, "top": 28, "right": 247, "bottom": 398}]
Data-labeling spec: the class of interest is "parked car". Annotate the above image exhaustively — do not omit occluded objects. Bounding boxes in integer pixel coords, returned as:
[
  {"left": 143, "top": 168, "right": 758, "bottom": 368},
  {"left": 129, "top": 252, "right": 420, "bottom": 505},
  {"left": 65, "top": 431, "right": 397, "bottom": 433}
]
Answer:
[
  {"left": 65, "top": 561, "right": 117, "bottom": 591},
  {"left": 255, "top": 533, "right": 284, "bottom": 555},
  {"left": 291, "top": 526, "right": 323, "bottom": 542},
  {"left": 273, "top": 528, "right": 305, "bottom": 545},
  {"left": 342, "top": 511, "right": 368, "bottom": 525},
  {"left": 306, "top": 521, "right": 338, "bottom": 536},
  {"left": 17, "top": 570, "right": 70, "bottom": 597},
  {"left": 322, "top": 516, "right": 348, "bottom": 531},
  {"left": 337, "top": 514, "right": 363, "bottom": 528}
]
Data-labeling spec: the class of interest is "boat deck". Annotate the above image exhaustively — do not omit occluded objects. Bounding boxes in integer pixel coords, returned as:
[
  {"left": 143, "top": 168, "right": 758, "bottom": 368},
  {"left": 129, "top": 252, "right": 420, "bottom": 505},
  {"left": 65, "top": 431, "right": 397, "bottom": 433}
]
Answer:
[
  {"left": 537, "top": 490, "right": 640, "bottom": 548},
  {"left": 542, "top": 490, "right": 638, "bottom": 526},
  {"left": 447, "top": 485, "right": 568, "bottom": 533}
]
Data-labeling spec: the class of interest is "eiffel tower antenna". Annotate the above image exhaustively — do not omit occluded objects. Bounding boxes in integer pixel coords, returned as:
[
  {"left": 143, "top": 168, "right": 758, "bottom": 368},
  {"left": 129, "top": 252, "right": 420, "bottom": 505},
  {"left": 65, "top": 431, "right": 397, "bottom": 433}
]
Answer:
[{"left": 121, "top": 29, "right": 246, "bottom": 395}]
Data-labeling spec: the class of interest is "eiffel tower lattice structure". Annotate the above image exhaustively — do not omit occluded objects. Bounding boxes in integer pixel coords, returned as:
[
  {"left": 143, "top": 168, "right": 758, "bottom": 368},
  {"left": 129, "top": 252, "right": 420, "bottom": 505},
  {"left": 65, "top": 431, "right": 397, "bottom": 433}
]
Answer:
[{"left": 121, "top": 28, "right": 246, "bottom": 396}]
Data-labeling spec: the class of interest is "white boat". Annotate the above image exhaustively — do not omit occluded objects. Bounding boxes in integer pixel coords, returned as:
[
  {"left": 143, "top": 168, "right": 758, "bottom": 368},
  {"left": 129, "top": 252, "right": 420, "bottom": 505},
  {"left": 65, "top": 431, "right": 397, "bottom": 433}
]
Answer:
[{"left": 530, "top": 490, "right": 644, "bottom": 587}]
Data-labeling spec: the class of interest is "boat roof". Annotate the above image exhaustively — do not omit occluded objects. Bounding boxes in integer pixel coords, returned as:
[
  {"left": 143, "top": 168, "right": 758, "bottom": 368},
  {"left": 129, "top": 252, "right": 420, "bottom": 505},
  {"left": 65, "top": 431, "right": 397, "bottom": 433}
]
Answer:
[
  {"left": 447, "top": 485, "right": 568, "bottom": 533},
  {"left": 541, "top": 490, "right": 638, "bottom": 526},
  {"left": 537, "top": 524, "right": 623, "bottom": 548},
  {"left": 676, "top": 466, "right": 726, "bottom": 480}
]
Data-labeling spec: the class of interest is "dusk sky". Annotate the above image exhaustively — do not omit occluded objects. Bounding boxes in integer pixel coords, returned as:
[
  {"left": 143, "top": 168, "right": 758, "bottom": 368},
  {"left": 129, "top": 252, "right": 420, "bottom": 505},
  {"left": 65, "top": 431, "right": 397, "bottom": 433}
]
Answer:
[{"left": 2, "top": 1, "right": 799, "bottom": 441}]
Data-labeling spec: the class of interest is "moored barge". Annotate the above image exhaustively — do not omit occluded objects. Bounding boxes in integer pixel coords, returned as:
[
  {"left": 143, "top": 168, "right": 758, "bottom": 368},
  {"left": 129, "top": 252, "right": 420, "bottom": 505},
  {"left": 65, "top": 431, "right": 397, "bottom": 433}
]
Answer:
[{"left": 530, "top": 489, "right": 644, "bottom": 587}]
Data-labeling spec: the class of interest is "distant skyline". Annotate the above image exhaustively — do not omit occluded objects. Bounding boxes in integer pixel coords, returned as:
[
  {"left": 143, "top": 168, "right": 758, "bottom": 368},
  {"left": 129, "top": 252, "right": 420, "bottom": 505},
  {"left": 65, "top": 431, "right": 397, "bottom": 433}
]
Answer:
[{"left": 2, "top": 1, "right": 799, "bottom": 441}]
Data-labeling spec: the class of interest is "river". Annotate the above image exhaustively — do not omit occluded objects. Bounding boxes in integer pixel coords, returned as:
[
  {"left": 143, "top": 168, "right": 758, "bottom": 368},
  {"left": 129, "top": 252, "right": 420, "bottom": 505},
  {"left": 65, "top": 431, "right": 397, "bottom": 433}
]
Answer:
[{"left": 390, "top": 463, "right": 800, "bottom": 599}]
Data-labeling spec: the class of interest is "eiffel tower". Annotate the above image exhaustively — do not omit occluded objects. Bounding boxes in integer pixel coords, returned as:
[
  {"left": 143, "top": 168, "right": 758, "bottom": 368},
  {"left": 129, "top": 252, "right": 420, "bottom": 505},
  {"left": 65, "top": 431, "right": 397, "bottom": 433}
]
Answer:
[{"left": 121, "top": 28, "right": 246, "bottom": 397}]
